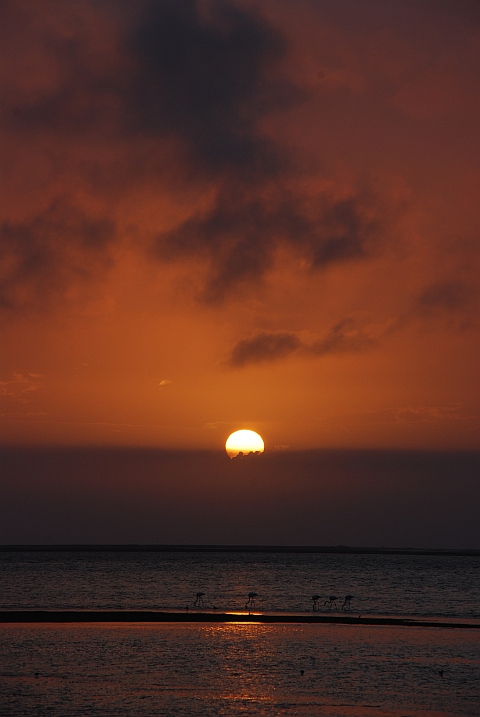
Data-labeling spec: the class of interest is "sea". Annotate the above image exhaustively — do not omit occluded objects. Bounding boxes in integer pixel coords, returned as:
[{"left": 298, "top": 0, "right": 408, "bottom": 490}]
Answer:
[{"left": 1, "top": 550, "right": 479, "bottom": 716}]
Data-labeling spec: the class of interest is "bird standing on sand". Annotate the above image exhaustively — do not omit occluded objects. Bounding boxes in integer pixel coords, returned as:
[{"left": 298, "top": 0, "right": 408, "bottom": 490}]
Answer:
[
  {"left": 245, "top": 592, "right": 258, "bottom": 609},
  {"left": 342, "top": 594, "right": 354, "bottom": 610},
  {"left": 312, "top": 594, "right": 320, "bottom": 611},
  {"left": 194, "top": 592, "right": 205, "bottom": 607}
]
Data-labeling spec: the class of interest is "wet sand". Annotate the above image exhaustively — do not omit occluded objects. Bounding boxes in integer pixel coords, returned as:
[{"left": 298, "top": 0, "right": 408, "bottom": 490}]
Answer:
[{"left": 0, "top": 610, "right": 478, "bottom": 628}]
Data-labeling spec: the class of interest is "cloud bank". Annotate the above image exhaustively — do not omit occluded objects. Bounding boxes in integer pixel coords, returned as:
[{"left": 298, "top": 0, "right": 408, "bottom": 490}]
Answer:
[
  {"left": 0, "top": 0, "right": 394, "bottom": 310},
  {"left": 228, "top": 317, "right": 377, "bottom": 367}
]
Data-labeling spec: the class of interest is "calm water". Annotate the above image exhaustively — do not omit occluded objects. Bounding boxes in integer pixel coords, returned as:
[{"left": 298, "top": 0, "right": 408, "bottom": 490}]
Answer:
[
  {"left": 1, "top": 623, "right": 479, "bottom": 716},
  {"left": 1, "top": 552, "right": 479, "bottom": 716},
  {"left": 0, "top": 551, "right": 479, "bottom": 618}
]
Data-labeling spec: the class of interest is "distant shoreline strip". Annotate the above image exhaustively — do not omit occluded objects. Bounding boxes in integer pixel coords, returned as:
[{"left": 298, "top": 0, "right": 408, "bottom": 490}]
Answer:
[
  {"left": 1, "top": 545, "right": 479, "bottom": 556},
  {"left": 0, "top": 612, "right": 478, "bottom": 629}
]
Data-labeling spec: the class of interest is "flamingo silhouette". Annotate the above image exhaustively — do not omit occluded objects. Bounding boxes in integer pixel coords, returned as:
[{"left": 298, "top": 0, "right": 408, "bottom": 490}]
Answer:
[
  {"left": 324, "top": 595, "right": 338, "bottom": 609},
  {"left": 312, "top": 594, "right": 320, "bottom": 611},
  {"left": 245, "top": 592, "right": 258, "bottom": 610},
  {"left": 342, "top": 594, "right": 354, "bottom": 610},
  {"left": 194, "top": 592, "right": 205, "bottom": 607}
]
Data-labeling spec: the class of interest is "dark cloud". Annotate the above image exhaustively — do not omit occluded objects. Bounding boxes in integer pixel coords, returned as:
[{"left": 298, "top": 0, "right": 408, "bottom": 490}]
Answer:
[
  {"left": 4, "top": 0, "right": 296, "bottom": 168},
  {"left": 310, "top": 198, "right": 378, "bottom": 266},
  {"left": 0, "top": 200, "right": 115, "bottom": 311},
  {"left": 131, "top": 2, "right": 385, "bottom": 301},
  {"left": 128, "top": 0, "right": 298, "bottom": 174},
  {"left": 228, "top": 331, "right": 302, "bottom": 367},
  {"left": 2, "top": 8, "right": 122, "bottom": 138},
  {"left": 155, "top": 182, "right": 383, "bottom": 302},
  {"left": 309, "top": 317, "right": 377, "bottom": 355},
  {"left": 8, "top": 58, "right": 112, "bottom": 137},
  {"left": 227, "top": 317, "right": 377, "bottom": 367},
  {"left": 417, "top": 280, "right": 474, "bottom": 313},
  {"left": 290, "top": 280, "right": 480, "bottom": 362},
  {"left": 2, "top": 0, "right": 389, "bottom": 309}
]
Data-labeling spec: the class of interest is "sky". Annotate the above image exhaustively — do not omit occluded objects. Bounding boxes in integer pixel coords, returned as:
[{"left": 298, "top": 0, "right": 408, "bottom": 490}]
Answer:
[
  {"left": 1, "top": 447, "right": 478, "bottom": 547},
  {"left": 0, "top": 1, "right": 479, "bottom": 545}
]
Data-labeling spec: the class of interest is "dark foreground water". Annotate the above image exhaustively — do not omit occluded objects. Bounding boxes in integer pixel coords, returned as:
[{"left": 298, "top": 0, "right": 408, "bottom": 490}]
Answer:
[
  {"left": 1, "top": 623, "right": 479, "bottom": 717},
  {"left": 1, "top": 551, "right": 479, "bottom": 618},
  {"left": 1, "top": 551, "right": 479, "bottom": 716}
]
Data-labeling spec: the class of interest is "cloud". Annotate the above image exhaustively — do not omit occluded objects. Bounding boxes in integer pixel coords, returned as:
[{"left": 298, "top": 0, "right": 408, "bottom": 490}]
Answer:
[
  {"left": 228, "top": 331, "right": 302, "bottom": 367},
  {"left": 0, "top": 411, "right": 50, "bottom": 420},
  {"left": 4, "top": 0, "right": 475, "bottom": 323},
  {"left": 155, "top": 182, "right": 384, "bottom": 303},
  {"left": 227, "top": 317, "right": 377, "bottom": 367},
  {"left": 0, "top": 373, "right": 43, "bottom": 404},
  {"left": 385, "top": 278, "right": 479, "bottom": 333},
  {"left": 309, "top": 197, "right": 379, "bottom": 267},
  {"left": 394, "top": 404, "right": 475, "bottom": 424},
  {"left": 1, "top": 0, "right": 393, "bottom": 311},
  {"left": 158, "top": 380, "right": 173, "bottom": 388},
  {"left": 0, "top": 199, "right": 115, "bottom": 311},
  {"left": 416, "top": 280, "right": 475, "bottom": 314},
  {"left": 4, "top": 0, "right": 296, "bottom": 173},
  {"left": 127, "top": 0, "right": 298, "bottom": 174},
  {"left": 309, "top": 317, "right": 377, "bottom": 356},
  {"left": 144, "top": 5, "right": 394, "bottom": 304}
]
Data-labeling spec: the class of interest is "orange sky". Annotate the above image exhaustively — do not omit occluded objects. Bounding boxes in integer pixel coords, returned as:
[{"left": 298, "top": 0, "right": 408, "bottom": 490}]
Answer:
[{"left": 1, "top": 0, "right": 479, "bottom": 451}]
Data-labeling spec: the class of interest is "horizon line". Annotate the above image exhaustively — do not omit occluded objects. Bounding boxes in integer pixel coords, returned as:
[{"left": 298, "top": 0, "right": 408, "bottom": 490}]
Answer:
[{"left": 1, "top": 544, "right": 478, "bottom": 556}]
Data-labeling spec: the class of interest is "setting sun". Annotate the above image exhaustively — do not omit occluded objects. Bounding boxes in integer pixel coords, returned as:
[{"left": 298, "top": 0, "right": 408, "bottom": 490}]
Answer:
[{"left": 225, "top": 430, "right": 265, "bottom": 458}]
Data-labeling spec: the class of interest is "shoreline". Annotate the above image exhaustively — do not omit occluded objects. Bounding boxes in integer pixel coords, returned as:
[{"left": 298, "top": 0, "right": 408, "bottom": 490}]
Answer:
[
  {"left": 1, "top": 545, "right": 479, "bottom": 556},
  {"left": 0, "top": 611, "right": 478, "bottom": 628}
]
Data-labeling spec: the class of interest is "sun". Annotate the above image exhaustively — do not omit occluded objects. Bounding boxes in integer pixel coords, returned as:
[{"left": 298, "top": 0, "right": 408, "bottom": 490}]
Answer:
[{"left": 225, "top": 430, "right": 265, "bottom": 458}]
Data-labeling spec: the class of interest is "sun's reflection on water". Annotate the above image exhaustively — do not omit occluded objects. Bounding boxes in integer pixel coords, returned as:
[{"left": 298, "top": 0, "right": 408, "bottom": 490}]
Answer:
[{"left": 0, "top": 623, "right": 478, "bottom": 716}]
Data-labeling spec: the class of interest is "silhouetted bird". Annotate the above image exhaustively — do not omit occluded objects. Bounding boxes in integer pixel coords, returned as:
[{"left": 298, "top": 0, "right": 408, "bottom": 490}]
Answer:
[
  {"left": 194, "top": 592, "right": 205, "bottom": 607},
  {"left": 342, "top": 594, "right": 354, "bottom": 610},
  {"left": 438, "top": 669, "right": 444, "bottom": 677},
  {"left": 300, "top": 669, "right": 304, "bottom": 676},
  {"left": 312, "top": 594, "right": 320, "bottom": 611},
  {"left": 324, "top": 595, "right": 338, "bottom": 609},
  {"left": 245, "top": 592, "right": 258, "bottom": 609}
]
